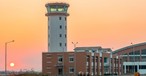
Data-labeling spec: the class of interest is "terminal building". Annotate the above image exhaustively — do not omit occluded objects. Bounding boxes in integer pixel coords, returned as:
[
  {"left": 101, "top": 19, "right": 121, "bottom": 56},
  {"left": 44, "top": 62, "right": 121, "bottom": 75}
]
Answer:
[
  {"left": 43, "top": 42, "right": 146, "bottom": 76},
  {"left": 112, "top": 42, "right": 146, "bottom": 75},
  {"left": 43, "top": 46, "right": 112, "bottom": 76},
  {"left": 42, "top": 2, "right": 146, "bottom": 76}
]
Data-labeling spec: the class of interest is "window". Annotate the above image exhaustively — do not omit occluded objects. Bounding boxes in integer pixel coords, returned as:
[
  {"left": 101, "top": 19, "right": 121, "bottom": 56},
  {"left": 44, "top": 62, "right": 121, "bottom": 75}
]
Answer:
[
  {"left": 129, "top": 50, "right": 140, "bottom": 55},
  {"left": 92, "top": 56, "right": 94, "bottom": 62},
  {"left": 60, "top": 43, "right": 62, "bottom": 47},
  {"left": 58, "top": 56, "right": 63, "bottom": 63},
  {"left": 123, "top": 57, "right": 128, "bottom": 62},
  {"left": 48, "top": 43, "right": 50, "bottom": 47},
  {"left": 65, "top": 17, "right": 66, "bottom": 21},
  {"left": 69, "top": 67, "right": 74, "bottom": 73},
  {"left": 142, "top": 56, "right": 146, "bottom": 61},
  {"left": 50, "top": 6, "right": 57, "bottom": 12},
  {"left": 96, "top": 57, "right": 98, "bottom": 62},
  {"left": 129, "top": 57, "right": 134, "bottom": 62},
  {"left": 59, "top": 17, "right": 62, "bottom": 20},
  {"left": 65, "top": 34, "right": 66, "bottom": 38},
  {"left": 129, "top": 52, "right": 134, "bottom": 55},
  {"left": 86, "top": 56, "right": 90, "bottom": 62},
  {"left": 58, "top": 68, "right": 63, "bottom": 75},
  {"left": 142, "top": 49, "right": 146, "bottom": 55},
  {"left": 59, "top": 34, "right": 62, "bottom": 37},
  {"left": 139, "top": 65, "right": 146, "bottom": 69},
  {"left": 69, "top": 56, "right": 74, "bottom": 62},
  {"left": 85, "top": 50, "right": 89, "bottom": 52},
  {"left": 135, "top": 50, "right": 140, "bottom": 55},
  {"left": 65, "top": 43, "right": 67, "bottom": 47},
  {"left": 60, "top": 25, "right": 62, "bottom": 29},
  {"left": 65, "top": 26, "right": 67, "bottom": 30},
  {"left": 58, "top": 7, "right": 64, "bottom": 12},
  {"left": 135, "top": 56, "right": 140, "bottom": 61},
  {"left": 92, "top": 50, "right": 96, "bottom": 52},
  {"left": 104, "top": 57, "right": 107, "bottom": 63}
]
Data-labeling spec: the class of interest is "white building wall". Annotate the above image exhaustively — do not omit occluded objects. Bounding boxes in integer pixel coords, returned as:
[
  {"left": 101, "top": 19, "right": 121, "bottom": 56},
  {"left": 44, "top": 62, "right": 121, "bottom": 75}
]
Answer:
[{"left": 48, "top": 15, "right": 67, "bottom": 52}]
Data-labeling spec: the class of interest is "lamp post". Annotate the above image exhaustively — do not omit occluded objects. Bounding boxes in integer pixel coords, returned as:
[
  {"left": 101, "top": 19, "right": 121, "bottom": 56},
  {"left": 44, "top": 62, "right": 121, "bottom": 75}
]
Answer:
[
  {"left": 72, "top": 42, "right": 78, "bottom": 49},
  {"left": 72, "top": 42, "right": 78, "bottom": 76},
  {"left": 5, "top": 40, "right": 14, "bottom": 76}
]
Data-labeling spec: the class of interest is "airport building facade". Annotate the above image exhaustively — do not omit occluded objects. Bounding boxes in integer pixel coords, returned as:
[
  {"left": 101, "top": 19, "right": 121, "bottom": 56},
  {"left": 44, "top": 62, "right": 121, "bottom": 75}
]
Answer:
[
  {"left": 42, "top": 46, "right": 112, "bottom": 76},
  {"left": 42, "top": 42, "right": 146, "bottom": 76},
  {"left": 112, "top": 42, "right": 146, "bottom": 75},
  {"left": 42, "top": 2, "right": 146, "bottom": 76}
]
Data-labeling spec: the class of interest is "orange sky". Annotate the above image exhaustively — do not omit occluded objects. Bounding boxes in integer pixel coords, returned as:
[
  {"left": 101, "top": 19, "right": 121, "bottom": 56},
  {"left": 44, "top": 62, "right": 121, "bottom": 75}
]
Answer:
[{"left": 0, "top": 0, "right": 146, "bottom": 71}]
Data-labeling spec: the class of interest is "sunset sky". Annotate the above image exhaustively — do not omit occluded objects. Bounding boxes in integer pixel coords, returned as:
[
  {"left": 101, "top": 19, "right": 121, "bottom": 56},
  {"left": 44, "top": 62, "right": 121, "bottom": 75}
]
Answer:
[{"left": 0, "top": 0, "right": 146, "bottom": 71}]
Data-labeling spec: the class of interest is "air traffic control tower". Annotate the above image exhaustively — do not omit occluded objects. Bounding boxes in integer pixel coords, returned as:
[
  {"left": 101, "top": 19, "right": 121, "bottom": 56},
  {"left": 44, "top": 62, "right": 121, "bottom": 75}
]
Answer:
[{"left": 45, "top": 3, "right": 69, "bottom": 52}]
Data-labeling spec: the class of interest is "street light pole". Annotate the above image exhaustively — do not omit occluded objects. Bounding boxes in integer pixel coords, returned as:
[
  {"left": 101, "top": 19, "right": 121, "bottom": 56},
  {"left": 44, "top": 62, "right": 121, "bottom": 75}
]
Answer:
[
  {"left": 72, "top": 42, "right": 78, "bottom": 76},
  {"left": 72, "top": 42, "right": 78, "bottom": 49},
  {"left": 5, "top": 40, "right": 14, "bottom": 76}
]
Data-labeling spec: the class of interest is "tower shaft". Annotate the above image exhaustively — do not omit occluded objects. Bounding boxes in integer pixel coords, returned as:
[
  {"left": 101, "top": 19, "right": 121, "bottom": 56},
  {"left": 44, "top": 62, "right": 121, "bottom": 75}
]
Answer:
[{"left": 46, "top": 3, "right": 69, "bottom": 52}]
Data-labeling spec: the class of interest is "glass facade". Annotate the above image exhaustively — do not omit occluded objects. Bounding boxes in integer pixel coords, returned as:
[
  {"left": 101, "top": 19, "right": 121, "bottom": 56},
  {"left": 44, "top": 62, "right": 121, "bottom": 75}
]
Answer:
[
  {"left": 122, "top": 57, "right": 128, "bottom": 62},
  {"left": 139, "top": 65, "right": 146, "bottom": 69},
  {"left": 142, "top": 49, "right": 146, "bottom": 55},
  {"left": 48, "top": 5, "right": 68, "bottom": 13},
  {"left": 134, "top": 50, "right": 140, "bottom": 55},
  {"left": 142, "top": 56, "right": 146, "bottom": 61}
]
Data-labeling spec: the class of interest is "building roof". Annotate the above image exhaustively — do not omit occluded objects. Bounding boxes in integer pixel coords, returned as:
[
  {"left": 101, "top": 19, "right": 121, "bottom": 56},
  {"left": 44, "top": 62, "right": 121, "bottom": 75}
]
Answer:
[
  {"left": 45, "top": 2, "right": 69, "bottom": 7},
  {"left": 113, "top": 42, "right": 146, "bottom": 54},
  {"left": 102, "top": 48, "right": 112, "bottom": 52},
  {"left": 74, "top": 46, "right": 102, "bottom": 50},
  {"left": 74, "top": 46, "right": 112, "bottom": 52}
]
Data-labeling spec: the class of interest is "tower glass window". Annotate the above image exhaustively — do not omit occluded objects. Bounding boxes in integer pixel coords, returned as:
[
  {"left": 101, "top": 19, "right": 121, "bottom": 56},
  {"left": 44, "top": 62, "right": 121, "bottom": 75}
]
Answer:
[
  {"left": 65, "top": 26, "right": 67, "bottom": 30},
  {"left": 50, "top": 6, "right": 57, "bottom": 12},
  {"left": 59, "top": 34, "right": 62, "bottom": 37},
  {"left": 58, "top": 6, "right": 64, "bottom": 12},
  {"left": 65, "top": 34, "right": 66, "bottom": 38},
  {"left": 65, "top": 17, "right": 66, "bottom": 21},
  {"left": 60, "top": 43, "right": 62, "bottom": 47},
  {"left": 64, "top": 6, "right": 68, "bottom": 12},
  {"left": 60, "top": 25, "right": 62, "bottom": 29},
  {"left": 59, "top": 17, "right": 62, "bottom": 20}
]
